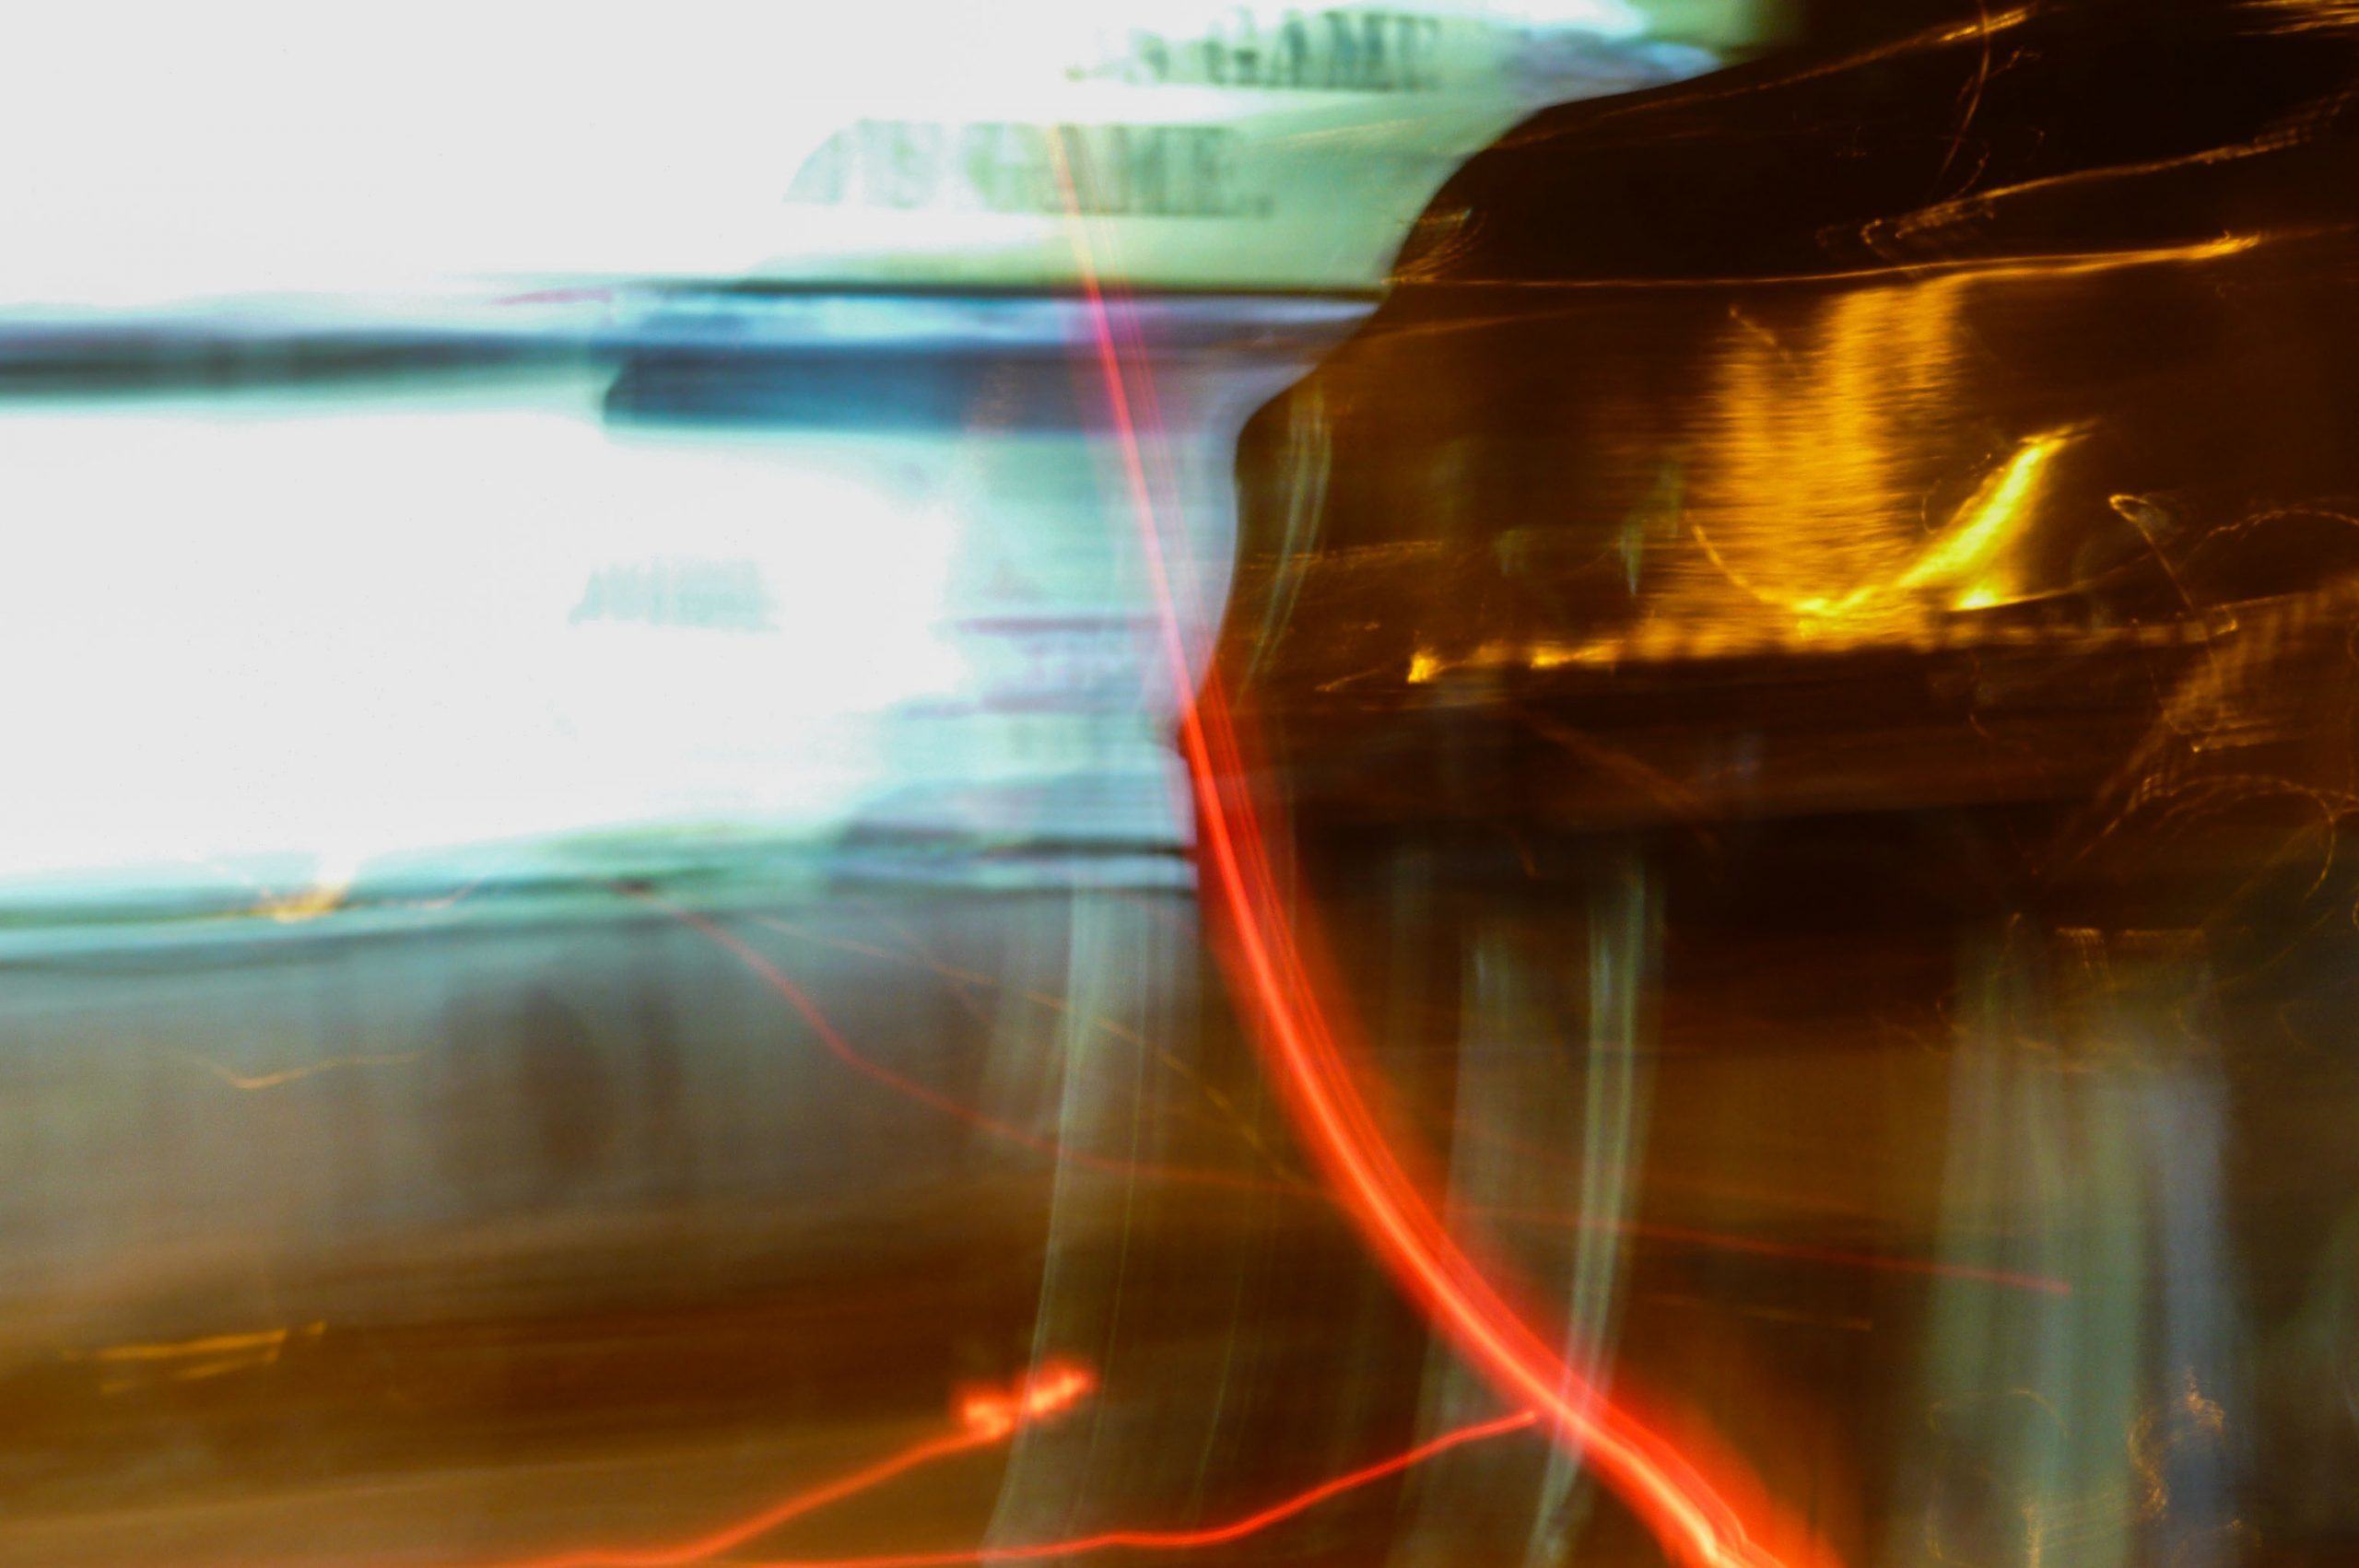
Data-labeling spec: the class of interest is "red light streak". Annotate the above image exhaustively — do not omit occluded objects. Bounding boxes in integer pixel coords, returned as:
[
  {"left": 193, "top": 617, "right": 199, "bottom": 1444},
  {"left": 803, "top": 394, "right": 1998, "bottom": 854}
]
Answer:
[
  {"left": 695, "top": 903, "right": 2060, "bottom": 1300},
  {"left": 729, "top": 1407, "right": 1541, "bottom": 1568},
  {"left": 1043, "top": 146, "right": 1837, "bottom": 1568},
  {"left": 614, "top": 898, "right": 2063, "bottom": 1301},
  {"left": 633, "top": 893, "right": 1311, "bottom": 1198},
  {"left": 748, "top": 912, "right": 1305, "bottom": 1179},
  {"left": 638, "top": 897, "right": 1050, "bottom": 1149},
  {"left": 501, "top": 1430, "right": 990, "bottom": 1568},
  {"left": 634, "top": 897, "right": 2067, "bottom": 1307},
  {"left": 688, "top": 900, "right": 2063, "bottom": 1298},
  {"left": 487, "top": 1363, "right": 1094, "bottom": 1568}
]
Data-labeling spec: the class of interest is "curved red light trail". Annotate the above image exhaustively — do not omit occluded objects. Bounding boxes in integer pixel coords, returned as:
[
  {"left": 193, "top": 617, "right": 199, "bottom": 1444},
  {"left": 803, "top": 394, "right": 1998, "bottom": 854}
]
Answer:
[
  {"left": 480, "top": 1367, "right": 1537, "bottom": 1568},
  {"left": 730, "top": 1408, "right": 1540, "bottom": 1568},
  {"left": 714, "top": 909, "right": 2062, "bottom": 1299},
  {"left": 487, "top": 1363, "right": 1094, "bottom": 1568},
  {"left": 1043, "top": 149, "right": 1836, "bottom": 1568},
  {"left": 498, "top": 1429, "right": 993, "bottom": 1568}
]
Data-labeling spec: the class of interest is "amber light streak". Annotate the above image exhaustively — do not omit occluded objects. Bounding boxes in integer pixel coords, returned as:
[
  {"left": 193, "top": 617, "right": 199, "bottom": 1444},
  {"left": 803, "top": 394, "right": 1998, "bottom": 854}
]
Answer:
[
  {"left": 731, "top": 1408, "right": 1541, "bottom": 1568},
  {"left": 1043, "top": 144, "right": 1833, "bottom": 1568},
  {"left": 487, "top": 1363, "right": 1095, "bottom": 1568}
]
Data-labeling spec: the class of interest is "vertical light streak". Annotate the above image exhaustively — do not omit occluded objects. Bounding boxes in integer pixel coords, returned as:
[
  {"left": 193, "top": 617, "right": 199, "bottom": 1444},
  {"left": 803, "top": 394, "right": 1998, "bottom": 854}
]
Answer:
[
  {"left": 1040, "top": 140, "right": 1833, "bottom": 1568},
  {"left": 624, "top": 898, "right": 2069, "bottom": 1295},
  {"left": 590, "top": 901, "right": 2072, "bottom": 1295}
]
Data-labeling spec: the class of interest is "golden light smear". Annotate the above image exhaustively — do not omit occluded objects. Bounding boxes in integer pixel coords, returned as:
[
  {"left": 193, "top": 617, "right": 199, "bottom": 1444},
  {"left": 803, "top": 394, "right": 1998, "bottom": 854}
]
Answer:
[
  {"left": 66, "top": 1323, "right": 326, "bottom": 1393},
  {"left": 1656, "top": 273, "right": 2075, "bottom": 651},
  {"left": 1892, "top": 432, "right": 2069, "bottom": 610}
]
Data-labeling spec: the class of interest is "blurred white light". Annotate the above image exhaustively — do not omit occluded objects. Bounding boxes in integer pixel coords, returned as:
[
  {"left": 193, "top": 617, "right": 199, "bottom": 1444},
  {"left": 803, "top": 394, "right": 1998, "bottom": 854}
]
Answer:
[{"left": 0, "top": 392, "right": 966, "bottom": 882}]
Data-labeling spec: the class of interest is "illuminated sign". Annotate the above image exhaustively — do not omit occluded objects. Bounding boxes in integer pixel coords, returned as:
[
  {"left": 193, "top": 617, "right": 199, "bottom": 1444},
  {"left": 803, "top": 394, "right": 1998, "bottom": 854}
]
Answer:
[{"left": 765, "top": 2, "right": 1746, "bottom": 289}]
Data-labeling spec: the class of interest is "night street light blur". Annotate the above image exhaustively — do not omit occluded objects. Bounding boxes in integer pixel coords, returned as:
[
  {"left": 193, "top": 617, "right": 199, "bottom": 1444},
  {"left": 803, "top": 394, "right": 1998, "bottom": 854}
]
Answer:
[{"left": 9, "top": 5, "right": 2359, "bottom": 1566}]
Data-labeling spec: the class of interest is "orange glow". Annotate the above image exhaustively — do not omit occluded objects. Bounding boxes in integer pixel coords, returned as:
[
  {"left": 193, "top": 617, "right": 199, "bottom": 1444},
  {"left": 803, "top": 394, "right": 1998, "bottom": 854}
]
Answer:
[
  {"left": 254, "top": 881, "right": 350, "bottom": 922},
  {"left": 75, "top": 1324, "right": 322, "bottom": 1363},
  {"left": 1045, "top": 148, "right": 1837, "bottom": 1568},
  {"left": 177, "top": 1047, "right": 421, "bottom": 1090},
  {"left": 68, "top": 1321, "right": 326, "bottom": 1392},
  {"left": 730, "top": 1408, "right": 1542, "bottom": 1568},
  {"left": 955, "top": 1360, "right": 1097, "bottom": 1441},
  {"left": 489, "top": 1363, "right": 1094, "bottom": 1568},
  {"left": 1430, "top": 232, "right": 2259, "bottom": 293}
]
